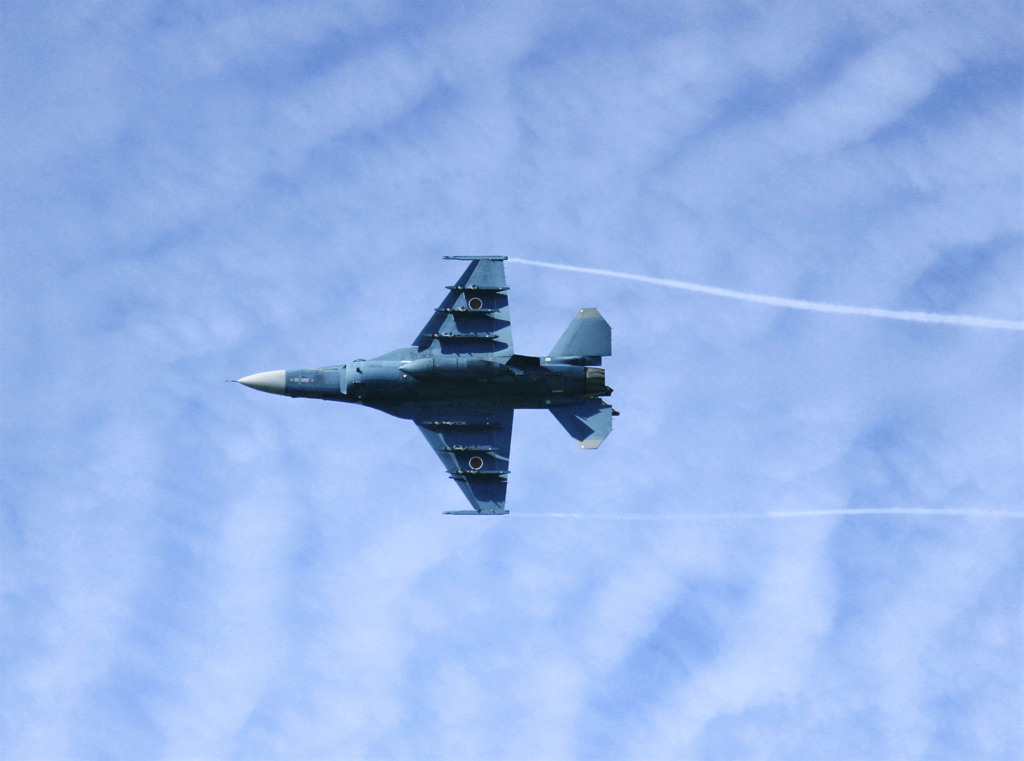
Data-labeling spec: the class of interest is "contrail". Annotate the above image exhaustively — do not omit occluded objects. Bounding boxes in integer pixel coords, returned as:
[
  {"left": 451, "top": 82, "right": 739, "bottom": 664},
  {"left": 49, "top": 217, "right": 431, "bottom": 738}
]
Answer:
[
  {"left": 512, "top": 508, "right": 1024, "bottom": 520},
  {"left": 508, "top": 258, "right": 1024, "bottom": 332}
]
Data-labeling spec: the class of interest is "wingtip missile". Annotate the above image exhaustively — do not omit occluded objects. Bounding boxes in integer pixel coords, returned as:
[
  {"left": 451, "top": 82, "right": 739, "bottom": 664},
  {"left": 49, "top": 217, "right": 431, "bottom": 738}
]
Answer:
[{"left": 444, "top": 509, "right": 510, "bottom": 515}]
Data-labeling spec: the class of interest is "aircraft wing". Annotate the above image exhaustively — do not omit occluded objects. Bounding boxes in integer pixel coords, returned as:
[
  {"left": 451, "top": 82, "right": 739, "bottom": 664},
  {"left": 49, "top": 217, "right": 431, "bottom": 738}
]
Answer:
[
  {"left": 412, "top": 405, "right": 514, "bottom": 514},
  {"left": 412, "top": 256, "right": 513, "bottom": 358}
]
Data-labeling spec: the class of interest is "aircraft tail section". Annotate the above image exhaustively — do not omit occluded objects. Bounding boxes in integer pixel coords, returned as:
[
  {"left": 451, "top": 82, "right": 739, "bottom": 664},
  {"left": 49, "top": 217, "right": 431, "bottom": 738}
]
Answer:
[
  {"left": 550, "top": 398, "right": 615, "bottom": 449},
  {"left": 549, "top": 308, "right": 611, "bottom": 364}
]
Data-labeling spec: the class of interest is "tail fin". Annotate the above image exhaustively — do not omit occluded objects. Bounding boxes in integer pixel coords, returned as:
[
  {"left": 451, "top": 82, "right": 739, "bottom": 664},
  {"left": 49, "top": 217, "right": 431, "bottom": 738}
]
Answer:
[
  {"left": 549, "top": 308, "right": 611, "bottom": 364},
  {"left": 550, "top": 399, "right": 615, "bottom": 449}
]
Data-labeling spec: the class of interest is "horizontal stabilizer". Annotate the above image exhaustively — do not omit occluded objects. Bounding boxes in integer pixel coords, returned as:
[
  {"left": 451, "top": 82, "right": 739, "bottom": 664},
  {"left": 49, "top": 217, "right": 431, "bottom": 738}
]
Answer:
[
  {"left": 550, "top": 398, "right": 615, "bottom": 449},
  {"left": 550, "top": 308, "right": 611, "bottom": 361}
]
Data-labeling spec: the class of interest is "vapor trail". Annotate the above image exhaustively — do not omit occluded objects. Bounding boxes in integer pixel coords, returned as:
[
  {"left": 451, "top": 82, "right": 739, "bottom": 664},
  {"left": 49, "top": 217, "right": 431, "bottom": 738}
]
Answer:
[
  {"left": 512, "top": 508, "right": 1024, "bottom": 520},
  {"left": 508, "top": 258, "right": 1024, "bottom": 332}
]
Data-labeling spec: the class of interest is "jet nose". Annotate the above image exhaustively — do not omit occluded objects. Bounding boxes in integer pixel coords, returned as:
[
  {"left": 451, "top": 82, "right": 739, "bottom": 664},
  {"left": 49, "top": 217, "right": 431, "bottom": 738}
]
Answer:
[{"left": 236, "top": 370, "right": 287, "bottom": 395}]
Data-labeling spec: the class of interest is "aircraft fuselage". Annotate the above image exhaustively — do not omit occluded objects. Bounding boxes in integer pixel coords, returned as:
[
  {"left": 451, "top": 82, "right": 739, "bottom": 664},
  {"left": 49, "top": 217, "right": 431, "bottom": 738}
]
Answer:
[{"left": 240, "top": 354, "right": 610, "bottom": 416}]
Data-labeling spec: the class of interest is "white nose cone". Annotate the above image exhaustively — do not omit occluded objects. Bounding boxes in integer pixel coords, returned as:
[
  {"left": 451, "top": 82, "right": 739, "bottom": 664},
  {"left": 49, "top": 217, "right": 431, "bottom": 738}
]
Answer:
[{"left": 237, "top": 370, "right": 287, "bottom": 395}]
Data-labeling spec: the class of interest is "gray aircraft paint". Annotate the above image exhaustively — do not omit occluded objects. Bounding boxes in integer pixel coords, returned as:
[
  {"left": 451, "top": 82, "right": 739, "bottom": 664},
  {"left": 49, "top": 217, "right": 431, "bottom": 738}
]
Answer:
[{"left": 235, "top": 256, "right": 615, "bottom": 515}]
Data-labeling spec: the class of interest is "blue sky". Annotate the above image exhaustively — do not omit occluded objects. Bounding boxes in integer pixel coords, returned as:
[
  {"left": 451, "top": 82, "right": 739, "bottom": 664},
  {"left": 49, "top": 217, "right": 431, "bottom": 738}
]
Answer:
[{"left": 2, "top": 2, "right": 1022, "bottom": 759}]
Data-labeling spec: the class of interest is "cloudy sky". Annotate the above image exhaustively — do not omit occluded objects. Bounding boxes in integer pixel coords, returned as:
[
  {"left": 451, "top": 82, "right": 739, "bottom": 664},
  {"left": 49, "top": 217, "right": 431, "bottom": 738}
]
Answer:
[{"left": 2, "top": 1, "right": 1022, "bottom": 759}]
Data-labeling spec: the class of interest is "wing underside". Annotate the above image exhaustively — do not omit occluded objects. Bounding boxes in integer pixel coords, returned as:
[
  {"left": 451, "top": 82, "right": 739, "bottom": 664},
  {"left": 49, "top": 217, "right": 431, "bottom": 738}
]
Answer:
[
  {"left": 413, "top": 405, "right": 513, "bottom": 514},
  {"left": 413, "top": 256, "right": 513, "bottom": 358}
]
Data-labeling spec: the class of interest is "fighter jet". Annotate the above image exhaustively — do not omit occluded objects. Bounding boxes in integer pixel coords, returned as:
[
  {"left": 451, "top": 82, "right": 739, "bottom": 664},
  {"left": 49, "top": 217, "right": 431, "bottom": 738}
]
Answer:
[{"left": 234, "top": 256, "right": 615, "bottom": 515}]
